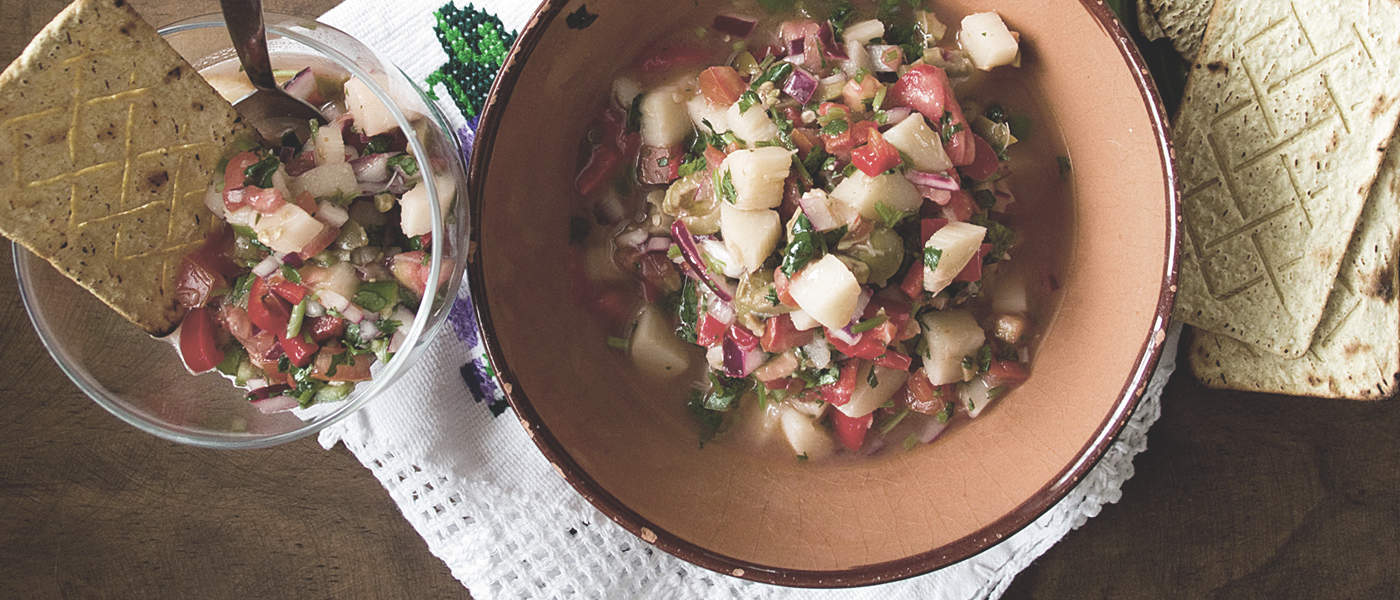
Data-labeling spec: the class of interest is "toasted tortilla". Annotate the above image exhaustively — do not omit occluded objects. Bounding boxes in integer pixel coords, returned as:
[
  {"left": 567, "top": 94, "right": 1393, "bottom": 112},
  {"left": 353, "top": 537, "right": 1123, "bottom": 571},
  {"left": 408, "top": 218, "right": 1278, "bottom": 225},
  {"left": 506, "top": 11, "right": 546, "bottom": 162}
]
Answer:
[
  {"left": 1189, "top": 137, "right": 1400, "bottom": 400},
  {"left": 0, "top": 0, "right": 251, "bottom": 335},
  {"left": 1173, "top": 0, "right": 1400, "bottom": 357},
  {"left": 1139, "top": 0, "right": 1217, "bottom": 60}
]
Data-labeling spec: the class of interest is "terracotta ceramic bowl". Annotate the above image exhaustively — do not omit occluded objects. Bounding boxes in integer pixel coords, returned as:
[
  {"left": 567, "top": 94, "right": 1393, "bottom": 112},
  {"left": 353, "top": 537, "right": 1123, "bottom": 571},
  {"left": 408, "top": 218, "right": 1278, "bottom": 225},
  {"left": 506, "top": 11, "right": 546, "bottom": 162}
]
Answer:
[{"left": 467, "top": 0, "right": 1177, "bottom": 587}]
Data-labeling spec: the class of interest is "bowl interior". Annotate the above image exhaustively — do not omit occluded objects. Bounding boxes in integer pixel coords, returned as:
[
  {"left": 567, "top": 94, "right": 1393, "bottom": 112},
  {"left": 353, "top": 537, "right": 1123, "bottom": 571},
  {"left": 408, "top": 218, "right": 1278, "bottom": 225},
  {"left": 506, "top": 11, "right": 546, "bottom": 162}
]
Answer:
[
  {"left": 14, "top": 14, "right": 469, "bottom": 449},
  {"left": 472, "top": 0, "right": 1173, "bottom": 583}
]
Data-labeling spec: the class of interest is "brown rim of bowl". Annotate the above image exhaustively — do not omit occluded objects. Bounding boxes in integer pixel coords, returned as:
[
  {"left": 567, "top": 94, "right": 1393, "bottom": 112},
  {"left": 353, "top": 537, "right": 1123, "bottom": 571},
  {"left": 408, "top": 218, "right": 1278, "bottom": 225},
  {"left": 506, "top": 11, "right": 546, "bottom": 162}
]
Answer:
[{"left": 465, "top": 0, "right": 1181, "bottom": 588}]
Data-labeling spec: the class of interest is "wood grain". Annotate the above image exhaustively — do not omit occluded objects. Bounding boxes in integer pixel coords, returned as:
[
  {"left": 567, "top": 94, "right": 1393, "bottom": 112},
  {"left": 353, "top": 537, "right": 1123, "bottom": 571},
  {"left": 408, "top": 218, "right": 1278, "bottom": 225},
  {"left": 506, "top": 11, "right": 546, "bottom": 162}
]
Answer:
[{"left": 0, "top": 0, "right": 1395, "bottom": 598}]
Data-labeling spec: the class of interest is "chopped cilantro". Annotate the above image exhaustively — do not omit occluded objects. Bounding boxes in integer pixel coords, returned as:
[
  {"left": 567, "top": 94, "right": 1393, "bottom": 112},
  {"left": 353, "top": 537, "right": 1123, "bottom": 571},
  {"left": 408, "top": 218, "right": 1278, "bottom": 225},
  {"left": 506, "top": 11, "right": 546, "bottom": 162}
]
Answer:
[
  {"left": 353, "top": 281, "right": 399, "bottom": 312},
  {"left": 703, "top": 373, "right": 748, "bottom": 411},
  {"left": 866, "top": 368, "right": 879, "bottom": 388},
  {"left": 970, "top": 214, "right": 1016, "bottom": 263},
  {"left": 902, "top": 433, "right": 919, "bottom": 451},
  {"left": 765, "top": 287, "right": 781, "bottom": 306},
  {"left": 364, "top": 134, "right": 394, "bottom": 154},
  {"left": 751, "top": 61, "right": 794, "bottom": 91},
  {"left": 972, "top": 189, "right": 998, "bottom": 211},
  {"left": 387, "top": 154, "right": 420, "bottom": 176},
  {"left": 717, "top": 168, "right": 738, "bottom": 204},
  {"left": 779, "top": 214, "right": 825, "bottom": 276},
  {"left": 677, "top": 155, "right": 707, "bottom": 178},
  {"left": 738, "top": 90, "right": 760, "bottom": 114},
  {"left": 227, "top": 273, "right": 254, "bottom": 307},
  {"left": 851, "top": 314, "right": 888, "bottom": 334},
  {"left": 686, "top": 390, "right": 724, "bottom": 447},
  {"left": 924, "top": 246, "right": 943, "bottom": 270},
  {"left": 874, "top": 201, "right": 910, "bottom": 228},
  {"left": 674, "top": 277, "right": 699, "bottom": 343},
  {"left": 280, "top": 264, "right": 302, "bottom": 284},
  {"left": 243, "top": 154, "right": 280, "bottom": 188},
  {"left": 821, "top": 118, "right": 849, "bottom": 136},
  {"left": 938, "top": 111, "right": 963, "bottom": 142}
]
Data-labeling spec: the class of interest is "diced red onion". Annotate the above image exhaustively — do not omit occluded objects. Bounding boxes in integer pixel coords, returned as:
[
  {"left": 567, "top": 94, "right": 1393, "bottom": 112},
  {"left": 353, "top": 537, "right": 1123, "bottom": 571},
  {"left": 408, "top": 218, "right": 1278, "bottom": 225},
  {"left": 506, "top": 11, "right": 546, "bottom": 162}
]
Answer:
[
  {"left": 721, "top": 337, "right": 765, "bottom": 378},
  {"left": 341, "top": 303, "right": 366, "bottom": 324},
  {"left": 919, "top": 417, "right": 949, "bottom": 443},
  {"left": 867, "top": 44, "right": 902, "bottom": 72},
  {"left": 616, "top": 228, "right": 647, "bottom": 248},
  {"left": 252, "top": 395, "right": 299, "bottom": 414},
  {"left": 350, "top": 153, "right": 393, "bottom": 183},
  {"left": 316, "top": 201, "right": 350, "bottom": 227},
  {"left": 882, "top": 107, "right": 913, "bottom": 126},
  {"left": 358, "top": 320, "right": 380, "bottom": 341},
  {"left": 786, "top": 37, "right": 805, "bottom": 57},
  {"left": 385, "top": 168, "right": 412, "bottom": 196},
  {"left": 827, "top": 325, "right": 861, "bottom": 347},
  {"left": 246, "top": 383, "right": 290, "bottom": 401},
  {"left": 282, "top": 67, "right": 317, "bottom": 102},
  {"left": 916, "top": 186, "right": 952, "bottom": 205},
  {"left": 797, "top": 190, "right": 841, "bottom": 231},
  {"left": 782, "top": 66, "right": 819, "bottom": 104},
  {"left": 801, "top": 337, "right": 831, "bottom": 368},
  {"left": 712, "top": 14, "right": 757, "bottom": 38},
  {"left": 252, "top": 255, "right": 280, "bottom": 278},
  {"left": 304, "top": 299, "right": 325, "bottom": 318},
  {"left": 670, "top": 220, "right": 732, "bottom": 302},
  {"left": 709, "top": 300, "right": 736, "bottom": 325},
  {"left": 244, "top": 378, "right": 268, "bottom": 390},
  {"left": 906, "top": 170, "right": 961, "bottom": 191},
  {"left": 281, "top": 253, "right": 304, "bottom": 268},
  {"left": 817, "top": 22, "right": 847, "bottom": 59},
  {"left": 318, "top": 290, "right": 350, "bottom": 312},
  {"left": 644, "top": 237, "right": 672, "bottom": 253},
  {"left": 597, "top": 193, "right": 626, "bottom": 224}
]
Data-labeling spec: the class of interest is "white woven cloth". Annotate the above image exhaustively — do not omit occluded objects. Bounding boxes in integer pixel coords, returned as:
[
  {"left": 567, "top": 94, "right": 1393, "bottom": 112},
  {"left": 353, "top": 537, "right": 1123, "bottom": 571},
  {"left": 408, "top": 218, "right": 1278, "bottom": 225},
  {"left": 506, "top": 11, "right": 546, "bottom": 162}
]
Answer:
[{"left": 315, "top": 1, "right": 1180, "bottom": 597}]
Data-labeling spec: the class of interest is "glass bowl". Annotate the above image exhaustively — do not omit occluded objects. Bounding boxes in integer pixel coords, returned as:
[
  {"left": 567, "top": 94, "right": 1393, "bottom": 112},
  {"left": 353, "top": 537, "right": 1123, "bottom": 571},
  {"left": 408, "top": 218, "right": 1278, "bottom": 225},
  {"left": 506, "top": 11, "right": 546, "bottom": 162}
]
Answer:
[{"left": 13, "top": 13, "right": 468, "bottom": 449}]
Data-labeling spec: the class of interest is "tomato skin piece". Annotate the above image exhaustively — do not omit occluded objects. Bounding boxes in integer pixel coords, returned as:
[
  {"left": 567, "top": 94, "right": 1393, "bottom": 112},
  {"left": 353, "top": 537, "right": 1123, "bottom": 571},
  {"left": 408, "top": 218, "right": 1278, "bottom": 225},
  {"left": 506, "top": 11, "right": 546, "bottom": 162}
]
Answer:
[
  {"left": 269, "top": 280, "right": 310, "bottom": 305},
  {"left": 695, "top": 313, "right": 728, "bottom": 347},
  {"left": 773, "top": 270, "right": 799, "bottom": 307},
  {"left": 874, "top": 350, "right": 913, "bottom": 371},
  {"left": 311, "top": 344, "right": 373, "bottom": 382},
  {"left": 851, "top": 131, "right": 901, "bottom": 177},
  {"left": 698, "top": 66, "right": 747, "bottom": 105},
  {"left": 827, "top": 322, "right": 897, "bottom": 360},
  {"left": 307, "top": 315, "right": 346, "bottom": 344},
  {"left": 179, "top": 306, "right": 225, "bottom": 373},
  {"left": 243, "top": 186, "right": 287, "bottom": 214},
  {"left": 729, "top": 323, "right": 760, "bottom": 352},
  {"left": 703, "top": 146, "right": 728, "bottom": 169},
  {"left": 984, "top": 360, "right": 1031, "bottom": 388},
  {"left": 887, "top": 64, "right": 976, "bottom": 166},
  {"left": 760, "top": 314, "right": 816, "bottom": 353},
  {"left": 174, "top": 255, "right": 224, "bottom": 310},
  {"left": 955, "top": 244, "right": 993, "bottom": 283},
  {"left": 280, "top": 335, "right": 319, "bottom": 368},
  {"left": 638, "top": 144, "right": 684, "bottom": 185},
  {"left": 961, "top": 135, "right": 1000, "bottom": 181},
  {"left": 820, "top": 361, "right": 860, "bottom": 406},
  {"left": 247, "top": 277, "right": 292, "bottom": 335},
  {"left": 223, "top": 151, "right": 260, "bottom": 193},
  {"left": 821, "top": 120, "right": 878, "bottom": 158},
  {"left": 901, "top": 368, "right": 953, "bottom": 415},
  {"left": 831, "top": 410, "right": 873, "bottom": 452}
]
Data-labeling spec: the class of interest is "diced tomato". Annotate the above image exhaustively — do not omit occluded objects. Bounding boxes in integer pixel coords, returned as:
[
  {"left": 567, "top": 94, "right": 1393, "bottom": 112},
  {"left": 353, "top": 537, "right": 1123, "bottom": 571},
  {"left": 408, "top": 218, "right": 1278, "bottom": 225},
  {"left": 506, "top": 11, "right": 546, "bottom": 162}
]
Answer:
[
  {"left": 178, "top": 306, "right": 224, "bottom": 373},
  {"left": 389, "top": 250, "right": 453, "bottom": 297},
  {"left": 943, "top": 190, "right": 975, "bottom": 222},
  {"left": 760, "top": 314, "right": 815, "bottom": 353},
  {"left": 863, "top": 295, "right": 912, "bottom": 330},
  {"left": 307, "top": 315, "right": 346, "bottom": 344},
  {"left": 779, "top": 20, "right": 822, "bottom": 43},
  {"left": 955, "top": 244, "right": 993, "bottom": 283},
  {"left": 218, "top": 304, "right": 256, "bottom": 347},
  {"left": 773, "top": 270, "right": 798, "bottom": 307},
  {"left": 638, "top": 42, "right": 712, "bottom": 74},
  {"left": 887, "top": 64, "right": 975, "bottom": 166},
  {"left": 280, "top": 335, "right": 319, "bottom": 368},
  {"left": 820, "top": 361, "right": 860, "bottom": 406},
  {"left": 920, "top": 217, "right": 949, "bottom": 242},
  {"left": 961, "top": 135, "right": 1000, "bottom": 181},
  {"left": 763, "top": 376, "right": 798, "bottom": 390},
  {"left": 901, "top": 369, "right": 953, "bottom": 415},
  {"left": 791, "top": 128, "right": 818, "bottom": 156},
  {"left": 851, "top": 131, "right": 901, "bottom": 177},
  {"left": 698, "top": 66, "right": 747, "bottom": 105},
  {"left": 638, "top": 144, "right": 684, "bottom": 185},
  {"left": 830, "top": 410, "right": 873, "bottom": 452},
  {"left": 174, "top": 255, "right": 225, "bottom": 310},
  {"left": 729, "top": 324, "right": 760, "bottom": 351},
  {"left": 703, "top": 146, "right": 727, "bottom": 169},
  {"left": 984, "top": 360, "right": 1031, "bottom": 388},
  {"left": 293, "top": 191, "right": 318, "bottom": 214},
  {"left": 821, "top": 120, "right": 878, "bottom": 158},
  {"left": 695, "top": 313, "right": 728, "bottom": 347},
  {"left": 269, "top": 280, "right": 310, "bottom": 305},
  {"left": 242, "top": 186, "right": 287, "bottom": 214},
  {"left": 285, "top": 150, "right": 317, "bottom": 176},
  {"left": 247, "top": 277, "right": 292, "bottom": 335},
  {"left": 898, "top": 261, "right": 924, "bottom": 299},
  {"left": 828, "top": 322, "right": 897, "bottom": 360},
  {"left": 223, "top": 151, "right": 260, "bottom": 193},
  {"left": 576, "top": 143, "right": 622, "bottom": 197},
  {"left": 874, "top": 350, "right": 913, "bottom": 371},
  {"left": 842, "top": 73, "right": 883, "bottom": 112},
  {"left": 298, "top": 224, "right": 339, "bottom": 258},
  {"left": 312, "top": 344, "right": 373, "bottom": 382}
]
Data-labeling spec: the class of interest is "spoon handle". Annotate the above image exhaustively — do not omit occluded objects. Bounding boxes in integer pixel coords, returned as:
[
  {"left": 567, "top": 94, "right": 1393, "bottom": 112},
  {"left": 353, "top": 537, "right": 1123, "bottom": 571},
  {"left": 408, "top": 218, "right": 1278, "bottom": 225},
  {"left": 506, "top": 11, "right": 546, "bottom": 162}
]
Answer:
[{"left": 220, "top": 0, "right": 278, "bottom": 92}]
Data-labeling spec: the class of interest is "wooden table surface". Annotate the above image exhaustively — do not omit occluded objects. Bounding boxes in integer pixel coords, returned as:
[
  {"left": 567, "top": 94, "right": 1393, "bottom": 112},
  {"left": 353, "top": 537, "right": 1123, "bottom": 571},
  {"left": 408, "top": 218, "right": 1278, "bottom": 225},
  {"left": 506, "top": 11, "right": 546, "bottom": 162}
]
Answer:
[{"left": 1, "top": 1, "right": 1396, "bottom": 598}]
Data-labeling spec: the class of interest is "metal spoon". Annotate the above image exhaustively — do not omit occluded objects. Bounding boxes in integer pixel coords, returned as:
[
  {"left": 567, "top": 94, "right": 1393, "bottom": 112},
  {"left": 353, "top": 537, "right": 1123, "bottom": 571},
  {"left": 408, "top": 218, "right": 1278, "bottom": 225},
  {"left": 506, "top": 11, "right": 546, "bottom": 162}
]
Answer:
[{"left": 220, "top": 0, "right": 326, "bottom": 137}]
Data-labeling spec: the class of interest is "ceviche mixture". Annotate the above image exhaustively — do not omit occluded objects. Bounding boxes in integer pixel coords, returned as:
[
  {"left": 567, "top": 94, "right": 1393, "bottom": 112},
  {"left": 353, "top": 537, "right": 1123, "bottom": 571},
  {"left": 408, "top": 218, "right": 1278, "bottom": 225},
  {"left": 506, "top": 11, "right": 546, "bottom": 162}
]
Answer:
[
  {"left": 174, "top": 66, "right": 453, "bottom": 414},
  {"left": 573, "top": 0, "right": 1055, "bottom": 461}
]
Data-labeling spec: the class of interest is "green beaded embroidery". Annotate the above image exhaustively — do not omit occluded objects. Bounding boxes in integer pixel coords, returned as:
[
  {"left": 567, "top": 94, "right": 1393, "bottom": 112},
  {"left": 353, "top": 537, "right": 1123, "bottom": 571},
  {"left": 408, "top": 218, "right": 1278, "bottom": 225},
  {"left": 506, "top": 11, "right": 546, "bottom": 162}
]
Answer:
[{"left": 425, "top": 4, "right": 518, "bottom": 119}]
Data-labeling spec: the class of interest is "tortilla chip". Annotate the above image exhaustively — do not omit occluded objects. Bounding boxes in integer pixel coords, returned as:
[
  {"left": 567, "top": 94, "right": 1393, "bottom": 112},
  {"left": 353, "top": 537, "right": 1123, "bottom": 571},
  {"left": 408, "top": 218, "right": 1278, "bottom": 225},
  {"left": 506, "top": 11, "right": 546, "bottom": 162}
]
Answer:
[
  {"left": 1189, "top": 137, "right": 1400, "bottom": 400},
  {"left": 1173, "top": 0, "right": 1400, "bottom": 357},
  {"left": 0, "top": 0, "right": 251, "bottom": 336},
  {"left": 1139, "top": 0, "right": 1217, "bottom": 60}
]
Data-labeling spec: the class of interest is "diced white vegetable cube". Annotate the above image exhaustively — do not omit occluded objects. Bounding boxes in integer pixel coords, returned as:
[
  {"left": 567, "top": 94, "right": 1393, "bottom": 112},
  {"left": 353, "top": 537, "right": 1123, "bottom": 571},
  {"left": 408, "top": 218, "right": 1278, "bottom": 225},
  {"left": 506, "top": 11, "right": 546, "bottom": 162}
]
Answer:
[
  {"left": 314, "top": 123, "right": 346, "bottom": 165},
  {"left": 789, "top": 310, "right": 821, "bottom": 331},
  {"left": 640, "top": 84, "right": 692, "bottom": 146},
  {"left": 881, "top": 114, "right": 953, "bottom": 172},
  {"left": 719, "top": 147, "right": 793, "bottom": 210},
  {"left": 613, "top": 76, "right": 642, "bottom": 110},
  {"left": 991, "top": 269, "right": 1029, "bottom": 314},
  {"left": 225, "top": 206, "right": 257, "bottom": 229},
  {"left": 706, "top": 344, "right": 725, "bottom": 371},
  {"left": 959, "top": 12, "right": 1020, "bottom": 71},
  {"left": 400, "top": 174, "right": 457, "bottom": 237},
  {"left": 630, "top": 304, "right": 694, "bottom": 378},
  {"left": 829, "top": 171, "right": 922, "bottom": 220},
  {"left": 843, "top": 19, "right": 886, "bottom": 45},
  {"left": 779, "top": 406, "right": 836, "bottom": 460},
  {"left": 836, "top": 363, "right": 910, "bottom": 418},
  {"left": 957, "top": 376, "right": 997, "bottom": 418},
  {"left": 842, "top": 39, "right": 874, "bottom": 76},
  {"left": 686, "top": 92, "right": 730, "bottom": 133},
  {"left": 788, "top": 254, "right": 860, "bottom": 330},
  {"left": 920, "top": 310, "right": 985, "bottom": 386},
  {"left": 304, "top": 262, "right": 360, "bottom": 301},
  {"left": 726, "top": 101, "right": 779, "bottom": 144},
  {"left": 291, "top": 162, "right": 359, "bottom": 200},
  {"left": 719, "top": 205, "right": 781, "bottom": 274},
  {"left": 254, "top": 204, "right": 326, "bottom": 254},
  {"left": 344, "top": 77, "right": 399, "bottom": 137},
  {"left": 924, "top": 221, "right": 987, "bottom": 296}
]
